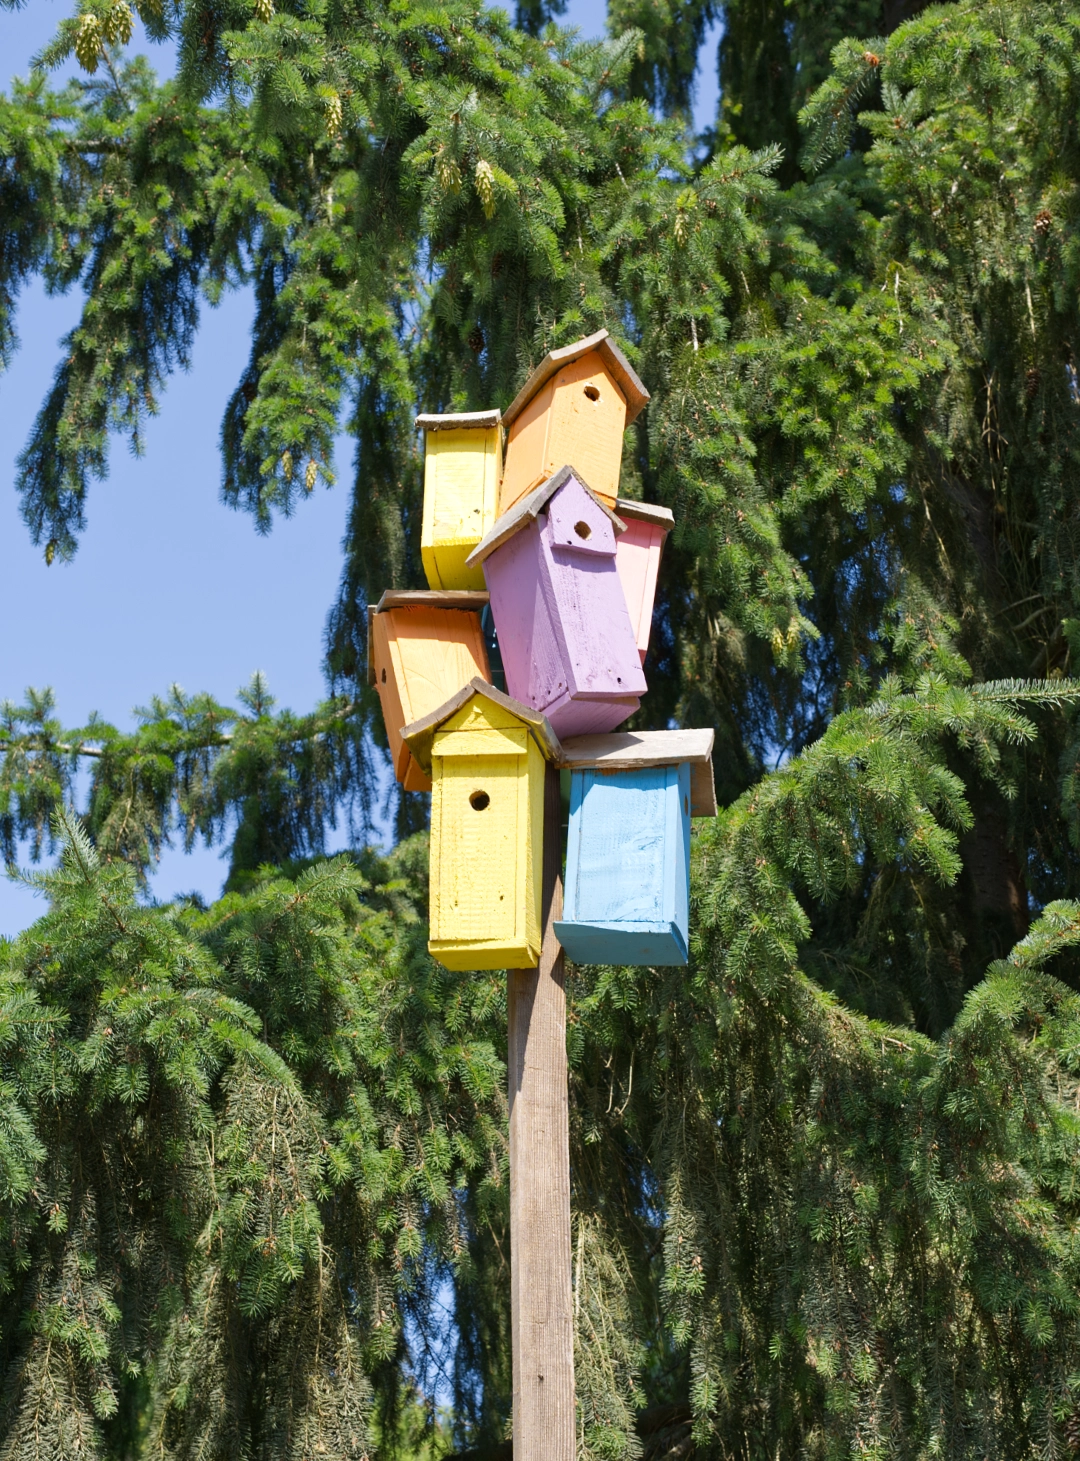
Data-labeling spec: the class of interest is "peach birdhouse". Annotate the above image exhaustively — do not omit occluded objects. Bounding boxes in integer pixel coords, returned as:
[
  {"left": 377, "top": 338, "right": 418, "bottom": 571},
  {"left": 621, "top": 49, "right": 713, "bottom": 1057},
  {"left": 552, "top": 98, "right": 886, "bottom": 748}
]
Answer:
[
  {"left": 418, "top": 410, "right": 502, "bottom": 591},
  {"left": 402, "top": 678, "right": 560, "bottom": 971},
  {"left": 613, "top": 499, "right": 674, "bottom": 664},
  {"left": 499, "top": 330, "right": 649, "bottom": 514},
  {"left": 368, "top": 590, "right": 492, "bottom": 793}
]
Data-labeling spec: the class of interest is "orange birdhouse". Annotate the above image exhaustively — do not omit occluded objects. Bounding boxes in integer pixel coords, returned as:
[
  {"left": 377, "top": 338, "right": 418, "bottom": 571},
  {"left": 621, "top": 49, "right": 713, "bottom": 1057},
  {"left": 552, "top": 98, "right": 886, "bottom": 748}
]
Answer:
[
  {"left": 499, "top": 330, "right": 649, "bottom": 514},
  {"left": 368, "top": 590, "right": 492, "bottom": 792}
]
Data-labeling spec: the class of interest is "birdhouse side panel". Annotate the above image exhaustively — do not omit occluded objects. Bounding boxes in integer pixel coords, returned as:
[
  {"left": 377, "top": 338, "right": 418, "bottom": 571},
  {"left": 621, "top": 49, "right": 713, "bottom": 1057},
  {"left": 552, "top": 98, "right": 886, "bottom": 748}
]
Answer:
[
  {"left": 429, "top": 751, "right": 525, "bottom": 964},
  {"left": 614, "top": 517, "right": 664, "bottom": 661},
  {"left": 545, "top": 353, "right": 628, "bottom": 507},
  {"left": 389, "top": 607, "right": 491, "bottom": 727},
  {"left": 523, "top": 735, "right": 546, "bottom": 959},
  {"left": 564, "top": 768, "right": 671, "bottom": 926},
  {"left": 371, "top": 610, "right": 411, "bottom": 782},
  {"left": 673, "top": 761, "right": 691, "bottom": 944},
  {"left": 542, "top": 541, "right": 647, "bottom": 700},
  {"left": 422, "top": 429, "right": 501, "bottom": 590},
  {"left": 499, "top": 380, "right": 555, "bottom": 514},
  {"left": 484, "top": 525, "right": 569, "bottom": 716}
]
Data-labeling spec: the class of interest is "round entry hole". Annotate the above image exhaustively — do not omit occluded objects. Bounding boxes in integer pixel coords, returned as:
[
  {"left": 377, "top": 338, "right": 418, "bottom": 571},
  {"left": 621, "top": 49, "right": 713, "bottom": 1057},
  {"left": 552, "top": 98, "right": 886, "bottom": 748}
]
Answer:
[
  {"left": 574, "top": 520, "right": 592, "bottom": 540},
  {"left": 583, "top": 385, "right": 600, "bottom": 402},
  {"left": 469, "top": 790, "right": 491, "bottom": 811}
]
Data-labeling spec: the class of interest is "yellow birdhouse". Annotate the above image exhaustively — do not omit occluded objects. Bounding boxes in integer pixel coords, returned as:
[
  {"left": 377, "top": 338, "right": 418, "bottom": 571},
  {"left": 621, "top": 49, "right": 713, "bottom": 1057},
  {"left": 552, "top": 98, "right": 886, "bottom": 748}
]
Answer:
[
  {"left": 402, "top": 678, "right": 560, "bottom": 971},
  {"left": 418, "top": 410, "right": 503, "bottom": 590},
  {"left": 499, "top": 330, "right": 649, "bottom": 514},
  {"left": 368, "top": 591, "right": 492, "bottom": 793}
]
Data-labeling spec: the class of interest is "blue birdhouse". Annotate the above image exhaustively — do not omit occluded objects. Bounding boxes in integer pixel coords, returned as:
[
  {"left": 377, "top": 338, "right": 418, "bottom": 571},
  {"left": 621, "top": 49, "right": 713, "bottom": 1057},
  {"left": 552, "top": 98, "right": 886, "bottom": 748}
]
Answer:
[{"left": 554, "top": 730, "right": 716, "bottom": 966}]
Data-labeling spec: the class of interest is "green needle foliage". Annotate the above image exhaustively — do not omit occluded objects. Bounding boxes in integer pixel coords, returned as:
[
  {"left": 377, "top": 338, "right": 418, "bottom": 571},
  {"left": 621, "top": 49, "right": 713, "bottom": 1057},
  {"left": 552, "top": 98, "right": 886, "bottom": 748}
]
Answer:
[{"left": 7, "top": 0, "right": 1080, "bottom": 1454}]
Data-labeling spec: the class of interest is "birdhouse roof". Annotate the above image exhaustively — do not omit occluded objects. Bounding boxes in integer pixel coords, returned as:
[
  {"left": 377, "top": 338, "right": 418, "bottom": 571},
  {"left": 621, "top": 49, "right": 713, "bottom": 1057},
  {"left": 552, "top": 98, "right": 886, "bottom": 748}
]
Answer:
[
  {"left": 416, "top": 409, "right": 502, "bottom": 431},
  {"left": 466, "top": 465, "right": 627, "bottom": 568},
  {"left": 613, "top": 498, "right": 675, "bottom": 531},
  {"left": 558, "top": 728, "right": 717, "bottom": 816},
  {"left": 366, "top": 590, "right": 490, "bottom": 684},
  {"left": 402, "top": 676, "right": 561, "bottom": 773},
  {"left": 502, "top": 330, "right": 650, "bottom": 428}
]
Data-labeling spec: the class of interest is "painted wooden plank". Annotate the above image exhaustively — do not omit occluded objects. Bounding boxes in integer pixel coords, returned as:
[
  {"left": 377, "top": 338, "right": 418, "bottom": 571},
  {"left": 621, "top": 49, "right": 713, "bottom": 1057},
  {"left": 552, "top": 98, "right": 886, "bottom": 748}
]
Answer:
[
  {"left": 558, "top": 729, "right": 716, "bottom": 817},
  {"left": 555, "top": 762, "right": 691, "bottom": 966},
  {"left": 508, "top": 761, "right": 575, "bottom": 1461},
  {"left": 370, "top": 605, "right": 491, "bottom": 790},
  {"left": 427, "top": 695, "right": 548, "bottom": 971},
  {"left": 500, "top": 350, "right": 629, "bottom": 513},
  {"left": 612, "top": 502, "right": 672, "bottom": 663},
  {"left": 419, "top": 414, "right": 502, "bottom": 590}
]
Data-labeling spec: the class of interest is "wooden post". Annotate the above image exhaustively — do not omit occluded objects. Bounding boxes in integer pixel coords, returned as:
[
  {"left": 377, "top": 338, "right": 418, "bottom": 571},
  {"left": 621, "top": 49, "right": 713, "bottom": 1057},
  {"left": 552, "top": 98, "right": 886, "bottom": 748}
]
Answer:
[{"left": 508, "top": 761, "right": 575, "bottom": 1461}]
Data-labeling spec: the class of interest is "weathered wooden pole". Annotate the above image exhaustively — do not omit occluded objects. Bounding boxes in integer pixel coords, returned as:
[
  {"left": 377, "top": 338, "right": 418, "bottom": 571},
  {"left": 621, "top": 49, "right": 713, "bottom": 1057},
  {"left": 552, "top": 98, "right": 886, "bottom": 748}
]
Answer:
[{"left": 507, "top": 760, "right": 575, "bottom": 1461}]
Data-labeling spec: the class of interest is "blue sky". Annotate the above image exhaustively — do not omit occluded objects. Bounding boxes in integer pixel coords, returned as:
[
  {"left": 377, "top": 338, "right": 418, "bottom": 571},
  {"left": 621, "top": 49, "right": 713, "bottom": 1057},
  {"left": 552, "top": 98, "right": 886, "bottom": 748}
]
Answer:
[{"left": 0, "top": 0, "right": 721, "bottom": 936}]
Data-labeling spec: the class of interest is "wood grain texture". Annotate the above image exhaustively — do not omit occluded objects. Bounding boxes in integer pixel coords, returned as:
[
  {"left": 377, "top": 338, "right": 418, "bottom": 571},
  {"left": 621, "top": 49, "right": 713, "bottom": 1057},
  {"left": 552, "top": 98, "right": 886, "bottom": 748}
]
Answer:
[
  {"left": 371, "top": 606, "right": 491, "bottom": 789},
  {"left": 416, "top": 409, "right": 502, "bottom": 430},
  {"left": 376, "top": 589, "right": 490, "bottom": 611},
  {"left": 427, "top": 696, "right": 547, "bottom": 970},
  {"left": 554, "top": 763, "right": 690, "bottom": 966},
  {"left": 421, "top": 420, "right": 501, "bottom": 590},
  {"left": 508, "top": 761, "right": 576, "bottom": 1461},
  {"left": 558, "top": 729, "right": 717, "bottom": 817},
  {"left": 613, "top": 513, "right": 668, "bottom": 662},
  {"left": 499, "top": 350, "right": 628, "bottom": 513}
]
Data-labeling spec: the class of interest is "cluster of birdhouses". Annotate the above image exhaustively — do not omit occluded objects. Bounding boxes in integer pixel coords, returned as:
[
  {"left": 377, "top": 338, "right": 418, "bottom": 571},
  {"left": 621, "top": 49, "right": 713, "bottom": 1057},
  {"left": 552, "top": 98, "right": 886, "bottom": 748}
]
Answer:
[{"left": 369, "top": 330, "right": 716, "bottom": 970}]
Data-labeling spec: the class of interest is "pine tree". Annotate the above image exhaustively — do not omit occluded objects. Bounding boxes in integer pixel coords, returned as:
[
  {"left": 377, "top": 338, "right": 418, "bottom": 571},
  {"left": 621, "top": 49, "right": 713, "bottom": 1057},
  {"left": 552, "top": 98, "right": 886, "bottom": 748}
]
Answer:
[{"left": 6, "top": 0, "right": 1080, "bottom": 1456}]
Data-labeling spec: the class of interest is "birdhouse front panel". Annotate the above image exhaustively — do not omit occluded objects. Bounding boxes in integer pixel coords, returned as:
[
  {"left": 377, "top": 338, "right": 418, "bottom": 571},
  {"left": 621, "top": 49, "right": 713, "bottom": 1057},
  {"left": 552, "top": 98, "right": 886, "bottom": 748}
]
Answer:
[
  {"left": 613, "top": 500, "right": 673, "bottom": 663},
  {"left": 419, "top": 412, "right": 502, "bottom": 591},
  {"left": 554, "top": 761, "right": 691, "bottom": 967},
  {"left": 370, "top": 596, "right": 491, "bottom": 792},
  {"left": 475, "top": 470, "right": 647, "bottom": 738},
  {"left": 500, "top": 349, "right": 628, "bottom": 514},
  {"left": 428, "top": 696, "right": 546, "bottom": 970}
]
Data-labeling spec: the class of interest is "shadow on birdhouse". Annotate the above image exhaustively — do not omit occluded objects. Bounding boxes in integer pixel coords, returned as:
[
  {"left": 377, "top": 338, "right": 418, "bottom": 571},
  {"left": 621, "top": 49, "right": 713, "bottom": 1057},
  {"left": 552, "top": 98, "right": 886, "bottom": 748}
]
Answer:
[
  {"left": 418, "top": 410, "right": 502, "bottom": 591},
  {"left": 467, "top": 466, "right": 647, "bottom": 738},
  {"left": 402, "top": 678, "right": 560, "bottom": 970},
  {"left": 368, "top": 591, "right": 491, "bottom": 793},
  {"left": 499, "top": 330, "right": 649, "bottom": 514},
  {"left": 613, "top": 498, "right": 674, "bottom": 664},
  {"left": 554, "top": 729, "right": 716, "bottom": 966}
]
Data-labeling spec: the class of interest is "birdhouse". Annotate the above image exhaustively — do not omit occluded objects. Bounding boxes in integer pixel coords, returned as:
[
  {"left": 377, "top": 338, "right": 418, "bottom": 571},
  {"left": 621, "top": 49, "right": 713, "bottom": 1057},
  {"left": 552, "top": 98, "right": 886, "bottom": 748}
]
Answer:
[
  {"left": 418, "top": 410, "right": 502, "bottom": 591},
  {"left": 499, "top": 330, "right": 649, "bottom": 514},
  {"left": 613, "top": 499, "right": 674, "bottom": 664},
  {"left": 467, "top": 466, "right": 648, "bottom": 739},
  {"left": 368, "top": 590, "right": 491, "bottom": 793},
  {"left": 402, "top": 678, "right": 560, "bottom": 971},
  {"left": 554, "top": 729, "right": 717, "bottom": 966}
]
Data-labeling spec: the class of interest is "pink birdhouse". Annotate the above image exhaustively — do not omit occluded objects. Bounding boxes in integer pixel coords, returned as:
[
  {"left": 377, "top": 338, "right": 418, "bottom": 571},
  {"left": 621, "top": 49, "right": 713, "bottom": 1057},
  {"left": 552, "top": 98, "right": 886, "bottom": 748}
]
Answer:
[
  {"left": 613, "top": 499, "right": 674, "bottom": 664},
  {"left": 466, "top": 466, "right": 647, "bottom": 737}
]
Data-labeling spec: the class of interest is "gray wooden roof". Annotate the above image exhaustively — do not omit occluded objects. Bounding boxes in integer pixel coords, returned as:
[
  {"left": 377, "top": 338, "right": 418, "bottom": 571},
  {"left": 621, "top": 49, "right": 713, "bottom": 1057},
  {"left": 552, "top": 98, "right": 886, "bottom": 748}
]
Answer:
[
  {"left": 415, "top": 410, "right": 502, "bottom": 431},
  {"left": 558, "top": 728, "right": 717, "bottom": 816}
]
